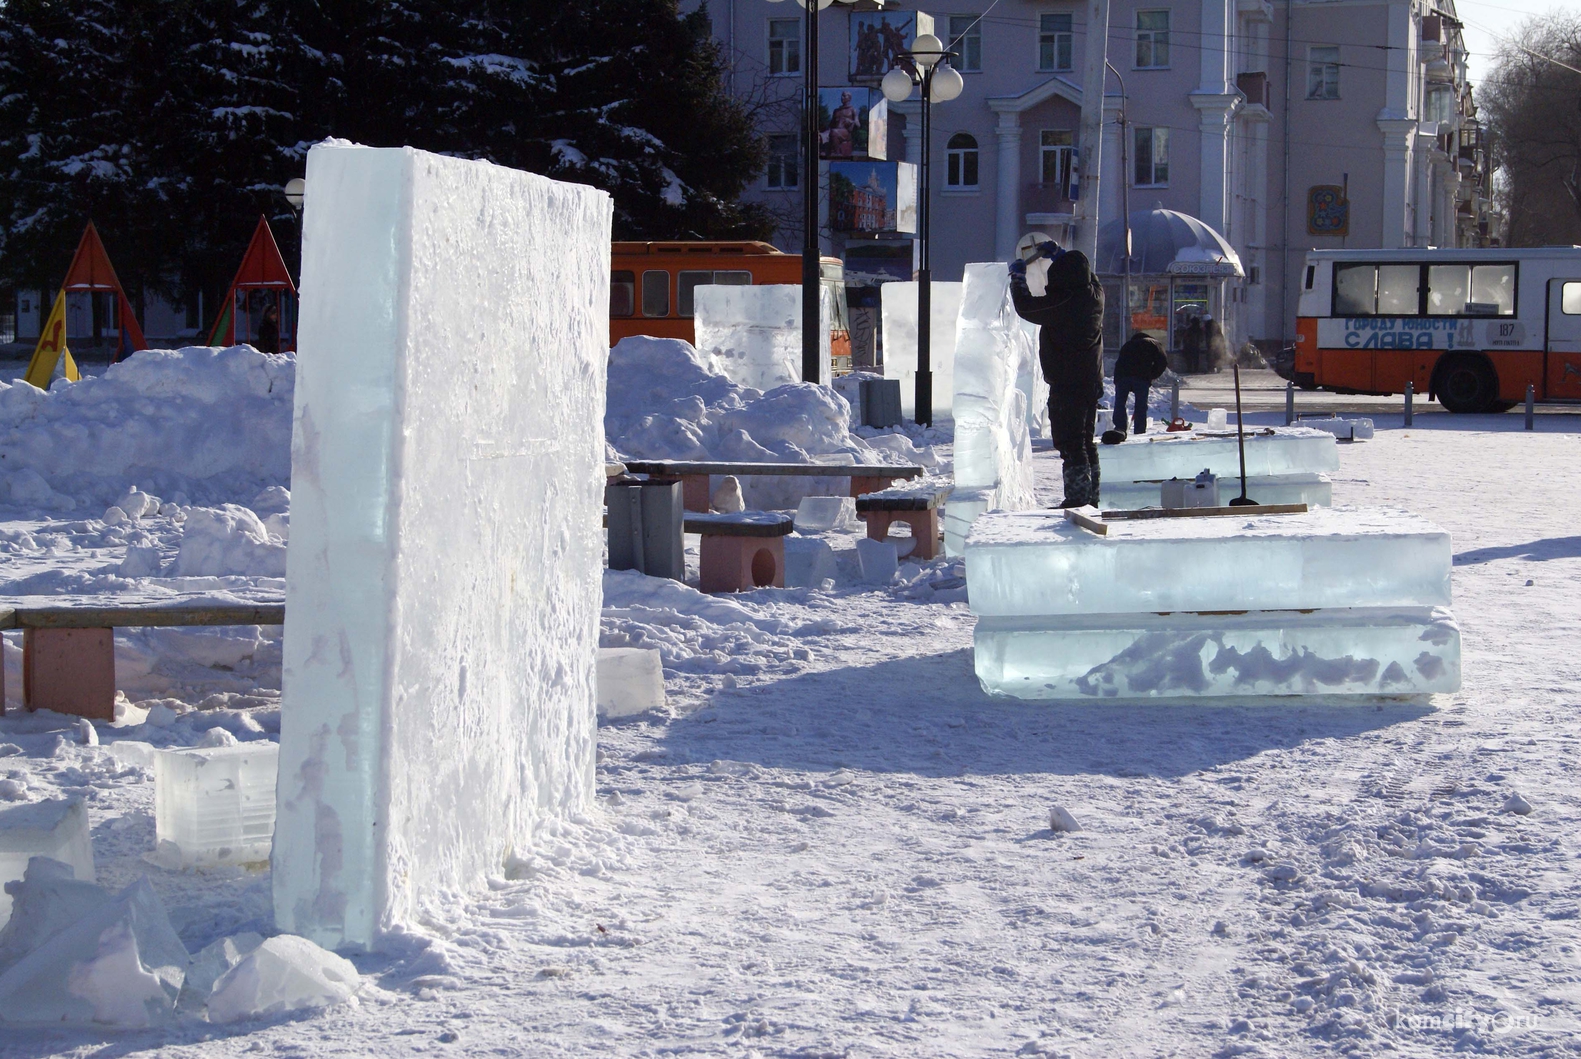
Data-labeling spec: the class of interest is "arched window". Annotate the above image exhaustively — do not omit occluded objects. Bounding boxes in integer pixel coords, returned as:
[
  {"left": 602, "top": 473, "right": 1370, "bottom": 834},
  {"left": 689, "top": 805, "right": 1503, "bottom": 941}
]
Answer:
[{"left": 946, "top": 133, "right": 979, "bottom": 188}]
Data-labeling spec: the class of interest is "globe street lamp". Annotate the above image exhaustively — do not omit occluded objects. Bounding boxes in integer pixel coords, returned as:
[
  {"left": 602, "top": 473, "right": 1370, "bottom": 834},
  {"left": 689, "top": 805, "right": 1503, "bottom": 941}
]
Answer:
[
  {"left": 882, "top": 35, "right": 962, "bottom": 426},
  {"left": 283, "top": 177, "right": 307, "bottom": 278}
]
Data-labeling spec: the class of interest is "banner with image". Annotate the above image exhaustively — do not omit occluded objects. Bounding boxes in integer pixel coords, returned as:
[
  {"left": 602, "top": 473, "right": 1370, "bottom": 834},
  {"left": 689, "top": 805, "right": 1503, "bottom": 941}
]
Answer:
[{"left": 819, "top": 88, "right": 888, "bottom": 160}]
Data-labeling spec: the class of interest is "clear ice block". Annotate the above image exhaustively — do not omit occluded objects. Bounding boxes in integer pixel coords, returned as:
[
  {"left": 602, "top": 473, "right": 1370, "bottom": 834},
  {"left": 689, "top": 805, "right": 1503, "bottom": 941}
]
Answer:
[
  {"left": 952, "top": 263, "right": 1037, "bottom": 512},
  {"left": 694, "top": 283, "right": 832, "bottom": 390},
  {"left": 275, "top": 144, "right": 608, "bottom": 950},
  {"left": 965, "top": 507, "right": 1451, "bottom": 617},
  {"left": 881, "top": 281, "right": 961, "bottom": 419},
  {"left": 1098, "top": 427, "right": 1339, "bottom": 485},
  {"left": 794, "top": 495, "right": 855, "bottom": 533},
  {"left": 155, "top": 743, "right": 278, "bottom": 868},
  {"left": 975, "top": 607, "right": 1461, "bottom": 699},
  {"left": 856, "top": 537, "right": 899, "bottom": 582},
  {"left": 0, "top": 799, "right": 94, "bottom": 928},
  {"left": 596, "top": 648, "right": 666, "bottom": 719},
  {"left": 784, "top": 536, "right": 838, "bottom": 587},
  {"left": 1101, "top": 473, "right": 1333, "bottom": 511}
]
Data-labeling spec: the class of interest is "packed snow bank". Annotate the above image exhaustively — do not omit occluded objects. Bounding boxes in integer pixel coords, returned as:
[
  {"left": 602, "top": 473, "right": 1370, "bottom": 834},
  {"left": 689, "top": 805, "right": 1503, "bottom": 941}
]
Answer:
[{"left": 0, "top": 345, "right": 292, "bottom": 511}]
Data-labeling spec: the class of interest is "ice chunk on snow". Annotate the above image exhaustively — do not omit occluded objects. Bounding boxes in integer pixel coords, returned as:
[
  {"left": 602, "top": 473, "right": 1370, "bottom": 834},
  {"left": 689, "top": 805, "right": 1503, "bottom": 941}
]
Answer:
[
  {"left": 596, "top": 648, "right": 666, "bottom": 719},
  {"left": 794, "top": 496, "right": 855, "bottom": 533},
  {"left": 881, "top": 281, "right": 962, "bottom": 420},
  {"left": 693, "top": 284, "right": 831, "bottom": 390},
  {"left": 784, "top": 536, "right": 838, "bottom": 588},
  {"left": 173, "top": 504, "right": 287, "bottom": 577},
  {"left": 952, "top": 263, "right": 1037, "bottom": 514},
  {"left": 856, "top": 537, "right": 899, "bottom": 583},
  {"left": 0, "top": 799, "right": 94, "bottom": 928},
  {"left": 178, "top": 931, "right": 263, "bottom": 1014},
  {"left": 205, "top": 935, "right": 359, "bottom": 1024},
  {"left": 275, "top": 143, "right": 608, "bottom": 949},
  {"left": 1098, "top": 427, "right": 1339, "bottom": 486},
  {"left": 1049, "top": 806, "right": 1081, "bottom": 832},
  {"left": 155, "top": 743, "right": 277, "bottom": 869},
  {"left": 0, "top": 862, "right": 187, "bottom": 1027},
  {"left": 119, "top": 544, "right": 164, "bottom": 578}
]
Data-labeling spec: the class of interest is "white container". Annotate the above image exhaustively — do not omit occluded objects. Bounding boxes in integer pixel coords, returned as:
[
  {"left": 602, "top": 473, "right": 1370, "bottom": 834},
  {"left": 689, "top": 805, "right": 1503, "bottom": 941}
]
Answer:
[
  {"left": 0, "top": 799, "right": 94, "bottom": 928},
  {"left": 1160, "top": 470, "right": 1219, "bottom": 509},
  {"left": 155, "top": 743, "right": 278, "bottom": 868}
]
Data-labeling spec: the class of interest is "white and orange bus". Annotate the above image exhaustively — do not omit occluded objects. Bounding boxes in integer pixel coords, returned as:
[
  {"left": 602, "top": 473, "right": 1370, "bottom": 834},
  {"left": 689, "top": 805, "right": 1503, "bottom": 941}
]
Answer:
[{"left": 1292, "top": 247, "right": 1581, "bottom": 412}]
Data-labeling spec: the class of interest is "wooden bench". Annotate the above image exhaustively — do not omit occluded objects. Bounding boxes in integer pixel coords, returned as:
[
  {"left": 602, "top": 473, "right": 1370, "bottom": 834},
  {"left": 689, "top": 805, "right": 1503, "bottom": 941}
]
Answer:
[
  {"left": 684, "top": 512, "right": 795, "bottom": 593},
  {"left": 621, "top": 460, "right": 925, "bottom": 513},
  {"left": 855, "top": 483, "right": 952, "bottom": 561},
  {"left": 0, "top": 601, "right": 285, "bottom": 721}
]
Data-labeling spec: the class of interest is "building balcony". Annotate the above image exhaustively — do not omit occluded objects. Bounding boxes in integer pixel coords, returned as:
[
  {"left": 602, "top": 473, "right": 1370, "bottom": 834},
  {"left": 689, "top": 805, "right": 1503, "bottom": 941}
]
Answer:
[{"left": 1236, "top": 71, "right": 1269, "bottom": 109}]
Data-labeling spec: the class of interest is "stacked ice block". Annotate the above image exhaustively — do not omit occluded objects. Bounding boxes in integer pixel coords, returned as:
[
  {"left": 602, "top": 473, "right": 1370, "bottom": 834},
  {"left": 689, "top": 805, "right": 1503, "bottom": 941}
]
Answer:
[
  {"left": 1098, "top": 427, "right": 1339, "bottom": 509},
  {"left": 155, "top": 743, "right": 279, "bottom": 868},
  {"left": 0, "top": 799, "right": 94, "bottom": 927},
  {"left": 881, "top": 281, "right": 961, "bottom": 420},
  {"left": 694, "top": 283, "right": 832, "bottom": 390},
  {"left": 967, "top": 506, "right": 1461, "bottom": 699}
]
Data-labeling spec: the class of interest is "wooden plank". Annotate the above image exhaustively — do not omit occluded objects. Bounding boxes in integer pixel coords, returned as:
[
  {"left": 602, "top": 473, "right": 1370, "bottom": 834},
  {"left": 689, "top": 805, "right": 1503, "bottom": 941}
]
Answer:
[
  {"left": 1099, "top": 503, "right": 1309, "bottom": 521},
  {"left": 10, "top": 604, "right": 286, "bottom": 629},
  {"left": 855, "top": 488, "right": 952, "bottom": 512},
  {"left": 623, "top": 460, "right": 924, "bottom": 479},
  {"left": 0, "top": 607, "right": 14, "bottom": 631},
  {"left": 683, "top": 516, "right": 794, "bottom": 538},
  {"left": 1063, "top": 508, "right": 1109, "bottom": 536}
]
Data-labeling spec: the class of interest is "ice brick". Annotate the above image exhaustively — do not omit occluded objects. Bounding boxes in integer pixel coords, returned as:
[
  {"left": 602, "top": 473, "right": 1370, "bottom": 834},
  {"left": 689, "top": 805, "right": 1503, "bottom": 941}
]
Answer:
[
  {"left": 0, "top": 799, "right": 93, "bottom": 928},
  {"left": 205, "top": 934, "right": 360, "bottom": 1024},
  {"left": 1297, "top": 416, "right": 1375, "bottom": 441},
  {"left": 794, "top": 496, "right": 855, "bottom": 533},
  {"left": 596, "top": 648, "right": 666, "bottom": 719},
  {"left": 1101, "top": 473, "right": 1333, "bottom": 511},
  {"left": 784, "top": 536, "right": 838, "bottom": 588},
  {"left": 881, "top": 281, "right": 961, "bottom": 419},
  {"left": 154, "top": 743, "right": 278, "bottom": 869},
  {"left": 952, "top": 263, "right": 1037, "bottom": 516},
  {"left": 1098, "top": 427, "right": 1339, "bottom": 485},
  {"left": 275, "top": 143, "right": 609, "bottom": 950},
  {"left": 856, "top": 537, "right": 899, "bottom": 582},
  {"left": 966, "top": 507, "right": 1451, "bottom": 617},
  {"left": 975, "top": 607, "right": 1461, "bottom": 699},
  {"left": 694, "top": 284, "right": 831, "bottom": 390},
  {"left": 179, "top": 931, "right": 263, "bottom": 1014},
  {"left": 943, "top": 487, "right": 991, "bottom": 558}
]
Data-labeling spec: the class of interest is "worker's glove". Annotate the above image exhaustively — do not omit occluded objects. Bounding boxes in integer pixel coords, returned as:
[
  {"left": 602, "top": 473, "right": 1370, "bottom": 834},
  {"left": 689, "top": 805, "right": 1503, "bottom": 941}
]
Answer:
[
  {"left": 1037, "top": 240, "right": 1064, "bottom": 261},
  {"left": 1008, "top": 257, "right": 1027, "bottom": 277}
]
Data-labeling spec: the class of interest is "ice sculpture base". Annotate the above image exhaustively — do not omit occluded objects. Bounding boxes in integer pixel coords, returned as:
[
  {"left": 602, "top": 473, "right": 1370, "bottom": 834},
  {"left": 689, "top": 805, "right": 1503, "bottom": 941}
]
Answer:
[
  {"left": 1099, "top": 428, "right": 1339, "bottom": 485},
  {"left": 1100, "top": 473, "right": 1332, "bottom": 511}
]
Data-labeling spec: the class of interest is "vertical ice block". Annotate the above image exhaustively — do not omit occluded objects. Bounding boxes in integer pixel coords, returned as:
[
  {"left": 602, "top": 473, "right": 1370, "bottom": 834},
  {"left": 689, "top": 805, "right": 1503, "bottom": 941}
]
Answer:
[
  {"left": 275, "top": 144, "right": 610, "bottom": 950},
  {"left": 951, "top": 263, "right": 1037, "bottom": 513},
  {"left": 595, "top": 648, "right": 666, "bottom": 718},
  {"left": 694, "top": 284, "right": 831, "bottom": 390},
  {"left": 0, "top": 799, "right": 94, "bottom": 928},
  {"left": 881, "top": 281, "right": 962, "bottom": 419},
  {"left": 154, "top": 743, "right": 278, "bottom": 868}
]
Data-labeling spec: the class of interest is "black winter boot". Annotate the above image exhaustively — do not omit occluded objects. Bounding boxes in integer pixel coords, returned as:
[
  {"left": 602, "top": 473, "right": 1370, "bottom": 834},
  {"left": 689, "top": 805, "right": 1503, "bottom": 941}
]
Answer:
[
  {"left": 1088, "top": 462, "right": 1101, "bottom": 508},
  {"left": 1055, "top": 463, "right": 1082, "bottom": 508}
]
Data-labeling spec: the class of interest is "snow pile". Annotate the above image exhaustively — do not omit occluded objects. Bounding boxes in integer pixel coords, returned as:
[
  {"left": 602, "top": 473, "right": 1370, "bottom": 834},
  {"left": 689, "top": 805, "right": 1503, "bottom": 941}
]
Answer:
[
  {"left": 600, "top": 569, "right": 811, "bottom": 677},
  {"left": 204, "top": 934, "right": 361, "bottom": 1023},
  {"left": 172, "top": 504, "right": 288, "bottom": 578},
  {"left": 0, "top": 345, "right": 293, "bottom": 511}
]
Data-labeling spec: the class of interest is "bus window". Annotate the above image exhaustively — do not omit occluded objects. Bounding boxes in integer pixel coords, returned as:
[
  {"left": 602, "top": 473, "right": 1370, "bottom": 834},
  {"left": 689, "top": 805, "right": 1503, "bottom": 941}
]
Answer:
[
  {"left": 641, "top": 270, "right": 670, "bottom": 317},
  {"left": 677, "top": 270, "right": 712, "bottom": 317},
  {"left": 1427, "top": 265, "right": 1469, "bottom": 315},
  {"left": 1334, "top": 264, "right": 1375, "bottom": 315},
  {"left": 611, "top": 270, "right": 635, "bottom": 317},
  {"left": 714, "top": 270, "right": 752, "bottom": 286},
  {"left": 1468, "top": 264, "right": 1515, "bottom": 315},
  {"left": 1377, "top": 265, "right": 1419, "bottom": 314},
  {"left": 1564, "top": 282, "right": 1581, "bottom": 315},
  {"left": 1304, "top": 264, "right": 1315, "bottom": 290}
]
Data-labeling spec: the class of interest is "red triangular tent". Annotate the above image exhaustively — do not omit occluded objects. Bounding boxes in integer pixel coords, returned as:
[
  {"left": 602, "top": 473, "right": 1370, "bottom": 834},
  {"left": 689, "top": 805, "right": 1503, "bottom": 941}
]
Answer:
[
  {"left": 209, "top": 216, "right": 297, "bottom": 351},
  {"left": 60, "top": 221, "right": 148, "bottom": 359}
]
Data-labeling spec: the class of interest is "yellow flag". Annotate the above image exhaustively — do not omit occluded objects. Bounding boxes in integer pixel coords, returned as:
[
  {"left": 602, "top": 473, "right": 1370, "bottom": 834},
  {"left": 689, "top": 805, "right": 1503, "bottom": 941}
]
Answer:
[{"left": 22, "top": 290, "right": 80, "bottom": 389}]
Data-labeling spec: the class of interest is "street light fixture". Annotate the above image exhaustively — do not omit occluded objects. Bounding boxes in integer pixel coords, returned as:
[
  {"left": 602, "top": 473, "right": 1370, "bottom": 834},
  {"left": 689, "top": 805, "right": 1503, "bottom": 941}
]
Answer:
[{"left": 881, "top": 35, "right": 961, "bottom": 427}]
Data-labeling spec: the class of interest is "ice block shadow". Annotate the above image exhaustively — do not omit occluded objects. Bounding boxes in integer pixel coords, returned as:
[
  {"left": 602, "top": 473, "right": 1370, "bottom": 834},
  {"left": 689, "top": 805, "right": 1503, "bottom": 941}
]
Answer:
[{"left": 1453, "top": 536, "right": 1581, "bottom": 565}]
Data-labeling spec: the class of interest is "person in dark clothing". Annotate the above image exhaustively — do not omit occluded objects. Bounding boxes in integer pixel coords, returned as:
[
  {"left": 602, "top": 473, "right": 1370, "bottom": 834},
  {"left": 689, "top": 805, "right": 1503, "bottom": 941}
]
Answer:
[
  {"left": 1181, "top": 315, "right": 1205, "bottom": 373},
  {"left": 1111, "top": 332, "right": 1169, "bottom": 436},
  {"left": 256, "top": 304, "right": 281, "bottom": 356},
  {"left": 1204, "top": 315, "right": 1229, "bottom": 373},
  {"left": 1010, "top": 241, "right": 1105, "bottom": 508}
]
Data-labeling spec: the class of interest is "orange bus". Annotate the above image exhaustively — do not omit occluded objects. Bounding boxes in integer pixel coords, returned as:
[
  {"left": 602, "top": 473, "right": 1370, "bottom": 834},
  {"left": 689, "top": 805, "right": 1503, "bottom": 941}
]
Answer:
[
  {"left": 1293, "top": 247, "right": 1581, "bottom": 412},
  {"left": 610, "top": 241, "right": 851, "bottom": 369}
]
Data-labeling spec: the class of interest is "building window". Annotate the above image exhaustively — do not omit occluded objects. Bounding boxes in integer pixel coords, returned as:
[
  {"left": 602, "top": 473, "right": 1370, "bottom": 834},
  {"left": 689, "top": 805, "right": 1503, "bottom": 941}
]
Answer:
[
  {"left": 946, "top": 133, "right": 979, "bottom": 187},
  {"left": 766, "top": 134, "right": 799, "bottom": 189},
  {"left": 1039, "top": 14, "right": 1073, "bottom": 72},
  {"left": 769, "top": 20, "right": 801, "bottom": 76},
  {"left": 1307, "top": 46, "right": 1339, "bottom": 99},
  {"left": 948, "top": 15, "right": 982, "bottom": 72},
  {"left": 1134, "top": 126, "right": 1169, "bottom": 186},
  {"left": 1040, "top": 130, "right": 1074, "bottom": 195},
  {"left": 1136, "top": 10, "right": 1170, "bottom": 69}
]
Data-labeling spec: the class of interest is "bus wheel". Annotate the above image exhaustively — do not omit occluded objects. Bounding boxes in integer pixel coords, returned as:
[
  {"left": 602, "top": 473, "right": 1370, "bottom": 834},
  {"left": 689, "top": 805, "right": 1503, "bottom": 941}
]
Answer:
[{"left": 1436, "top": 355, "right": 1499, "bottom": 414}]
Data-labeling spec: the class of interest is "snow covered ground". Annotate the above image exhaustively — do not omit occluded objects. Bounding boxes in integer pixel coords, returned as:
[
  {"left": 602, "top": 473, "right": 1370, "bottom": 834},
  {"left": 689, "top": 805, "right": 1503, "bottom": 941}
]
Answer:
[{"left": 3, "top": 350, "right": 1581, "bottom": 1054}]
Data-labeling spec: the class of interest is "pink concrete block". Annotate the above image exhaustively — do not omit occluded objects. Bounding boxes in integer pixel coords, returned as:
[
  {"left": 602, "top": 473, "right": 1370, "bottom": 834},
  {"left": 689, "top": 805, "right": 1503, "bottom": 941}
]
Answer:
[
  {"left": 24, "top": 627, "right": 116, "bottom": 720},
  {"left": 699, "top": 535, "right": 785, "bottom": 593},
  {"left": 863, "top": 509, "right": 941, "bottom": 560}
]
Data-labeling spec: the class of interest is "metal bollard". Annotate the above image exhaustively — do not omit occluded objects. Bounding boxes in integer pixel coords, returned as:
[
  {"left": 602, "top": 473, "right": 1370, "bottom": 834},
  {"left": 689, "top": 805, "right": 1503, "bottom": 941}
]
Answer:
[
  {"left": 1170, "top": 378, "right": 1180, "bottom": 422},
  {"left": 1525, "top": 383, "right": 1535, "bottom": 430},
  {"left": 1285, "top": 381, "right": 1295, "bottom": 425},
  {"left": 1403, "top": 380, "right": 1413, "bottom": 427}
]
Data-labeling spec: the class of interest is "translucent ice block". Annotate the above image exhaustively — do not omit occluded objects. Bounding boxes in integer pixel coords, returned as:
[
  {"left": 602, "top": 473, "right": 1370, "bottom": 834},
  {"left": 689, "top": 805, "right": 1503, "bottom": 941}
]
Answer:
[
  {"left": 155, "top": 743, "right": 278, "bottom": 868},
  {"left": 952, "top": 262, "right": 1037, "bottom": 513},
  {"left": 881, "top": 281, "right": 961, "bottom": 419},
  {"left": 974, "top": 607, "right": 1461, "bottom": 699},
  {"left": 965, "top": 507, "right": 1451, "bottom": 617},
  {"left": 0, "top": 799, "right": 94, "bottom": 928},
  {"left": 1100, "top": 473, "right": 1333, "bottom": 511},
  {"left": 784, "top": 536, "right": 838, "bottom": 587},
  {"left": 943, "top": 487, "right": 991, "bottom": 558},
  {"left": 1098, "top": 428, "right": 1339, "bottom": 485},
  {"left": 794, "top": 495, "right": 855, "bottom": 533},
  {"left": 856, "top": 537, "right": 899, "bottom": 582},
  {"left": 596, "top": 648, "right": 666, "bottom": 719},
  {"left": 1297, "top": 417, "right": 1375, "bottom": 441},
  {"left": 275, "top": 144, "right": 609, "bottom": 950},
  {"left": 694, "top": 283, "right": 832, "bottom": 390}
]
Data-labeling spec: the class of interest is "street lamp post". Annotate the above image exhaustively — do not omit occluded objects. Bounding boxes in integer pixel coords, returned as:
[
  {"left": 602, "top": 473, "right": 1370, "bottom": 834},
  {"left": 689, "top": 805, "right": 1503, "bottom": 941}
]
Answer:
[
  {"left": 882, "top": 36, "right": 962, "bottom": 427},
  {"left": 283, "top": 177, "right": 306, "bottom": 280},
  {"left": 1105, "top": 62, "right": 1131, "bottom": 343}
]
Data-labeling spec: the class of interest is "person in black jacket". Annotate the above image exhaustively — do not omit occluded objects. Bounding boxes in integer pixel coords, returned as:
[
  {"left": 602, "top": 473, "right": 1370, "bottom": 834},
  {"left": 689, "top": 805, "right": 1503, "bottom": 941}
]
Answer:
[
  {"left": 1112, "top": 332, "right": 1168, "bottom": 436},
  {"left": 256, "top": 303, "right": 281, "bottom": 356},
  {"left": 1010, "top": 241, "right": 1105, "bottom": 508}
]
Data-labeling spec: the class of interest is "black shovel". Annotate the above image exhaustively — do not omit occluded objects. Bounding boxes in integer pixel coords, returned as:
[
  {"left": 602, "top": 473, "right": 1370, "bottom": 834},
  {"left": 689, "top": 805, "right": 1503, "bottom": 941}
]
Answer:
[{"left": 1229, "top": 361, "right": 1259, "bottom": 507}]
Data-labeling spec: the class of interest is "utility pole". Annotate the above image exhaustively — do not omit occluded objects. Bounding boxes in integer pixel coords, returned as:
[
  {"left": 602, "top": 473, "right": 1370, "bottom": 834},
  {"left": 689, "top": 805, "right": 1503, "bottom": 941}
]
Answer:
[
  {"left": 800, "top": 0, "right": 824, "bottom": 385},
  {"left": 1074, "top": 0, "right": 1111, "bottom": 262}
]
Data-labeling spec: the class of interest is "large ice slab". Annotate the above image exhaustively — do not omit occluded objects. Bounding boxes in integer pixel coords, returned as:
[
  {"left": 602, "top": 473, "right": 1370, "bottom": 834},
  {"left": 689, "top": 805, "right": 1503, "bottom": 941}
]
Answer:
[
  {"left": 155, "top": 743, "right": 278, "bottom": 868},
  {"left": 1098, "top": 427, "right": 1339, "bottom": 485},
  {"left": 0, "top": 799, "right": 93, "bottom": 929},
  {"left": 1100, "top": 473, "right": 1333, "bottom": 511},
  {"left": 952, "top": 263, "right": 1037, "bottom": 513},
  {"left": 694, "top": 283, "right": 831, "bottom": 390},
  {"left": 975, "top": 607, "right": 1461, "bottom": 699},
  {"left": 966, "top": 507, "right": 1451, "bottom": 617},
  {"left": 881, "top": 281, "right": 961, "bottom": 419},
  {"left": 275, "top": 143, "right": 610, "bottom": 950}
]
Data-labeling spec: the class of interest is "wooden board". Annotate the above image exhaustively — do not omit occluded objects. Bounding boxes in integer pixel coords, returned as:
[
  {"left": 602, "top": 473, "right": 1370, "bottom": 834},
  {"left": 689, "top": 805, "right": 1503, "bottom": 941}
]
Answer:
[
  {"left": 2, "top": 603, "right": 286, "bottom": 630},
  {"left": 623, "top": 460, "right": 924, "bottom": 479},
  {"left": 683, "top": 515, "right": 795, "bottom": 538},
  {"left": 855, "top": 487, "right": 952, "bottom": 512},
  {"left": 1099, "top": 503, "right": 1309, "bottom": 521},
  {"left": 1063, "top": 508, "right": 1109, "bottom": 535}
]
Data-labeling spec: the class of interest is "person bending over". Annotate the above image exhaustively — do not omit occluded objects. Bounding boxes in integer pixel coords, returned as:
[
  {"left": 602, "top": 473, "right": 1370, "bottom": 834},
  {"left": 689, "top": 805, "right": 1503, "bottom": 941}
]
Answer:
[
  {"left": 1111, "top": 331, "right": 1168, "bottom": 437},
  {"left": 1010, "top": 241, "right": 1105, "bottom": 508}
]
